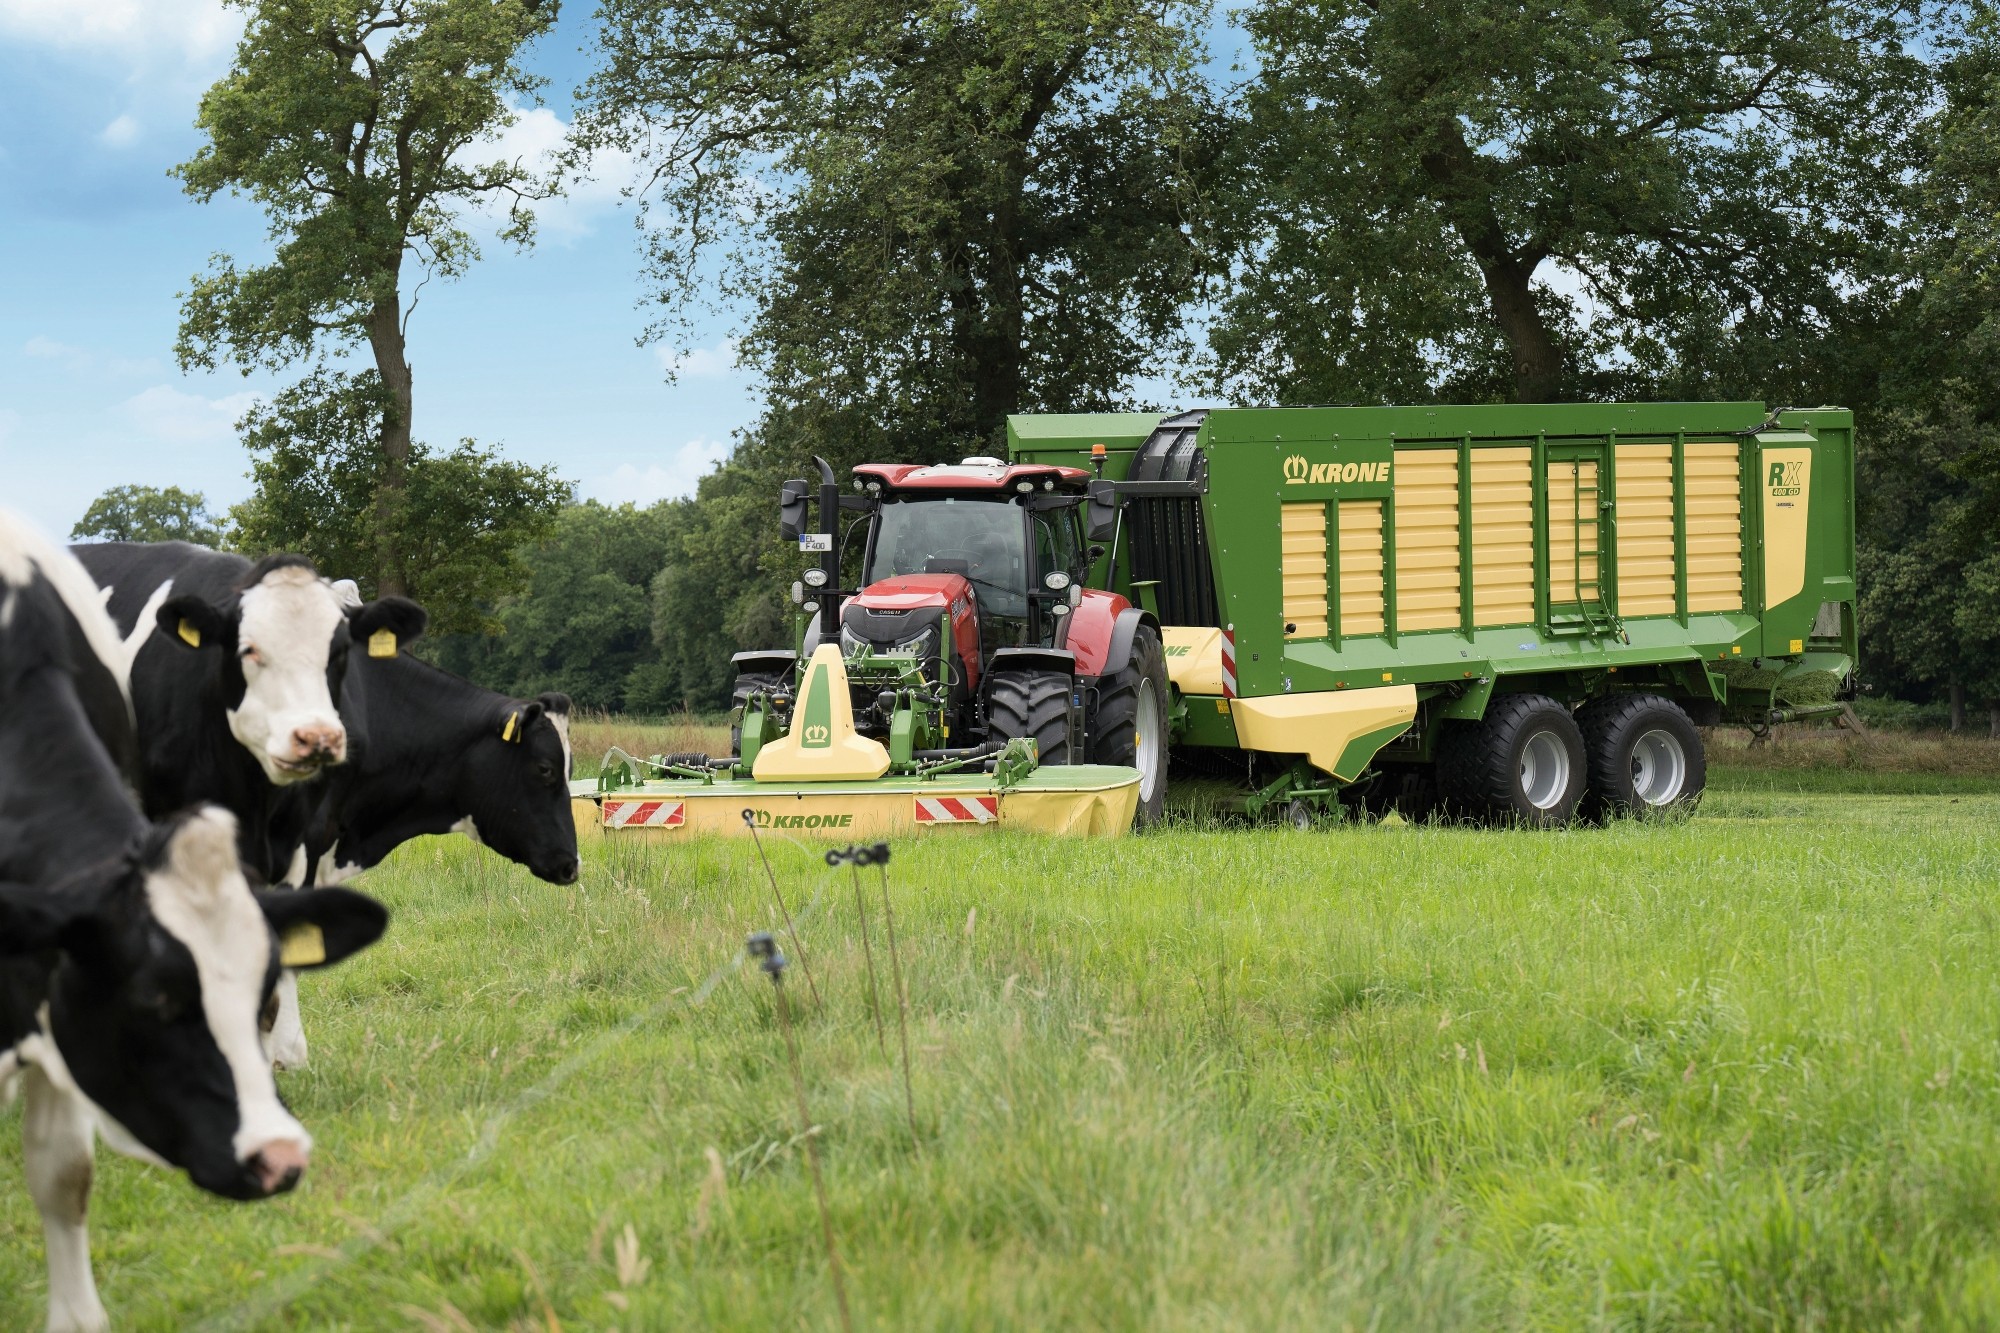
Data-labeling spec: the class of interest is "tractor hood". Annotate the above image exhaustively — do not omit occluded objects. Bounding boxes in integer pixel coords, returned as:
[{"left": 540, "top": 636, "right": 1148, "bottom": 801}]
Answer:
[{"left": 850, "top": 572, "right": 973, "bottom": 612}]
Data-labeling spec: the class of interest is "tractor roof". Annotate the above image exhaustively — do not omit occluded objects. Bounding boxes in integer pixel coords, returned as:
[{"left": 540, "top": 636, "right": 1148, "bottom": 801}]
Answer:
[{"left": 853, "top": 459, "right": 1092, "bottom": 493}]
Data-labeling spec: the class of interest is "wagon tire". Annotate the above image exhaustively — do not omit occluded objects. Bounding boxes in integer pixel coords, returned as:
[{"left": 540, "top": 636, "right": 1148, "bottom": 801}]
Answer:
[
  {"left": 1088, "top": 626, "right": 1170, "bottom": 828},
  {"left": 1436, "top": 693, "right": 1587, "bottom": 827},
  {"left": 986, "top": 669, "right": 1073, "bottom": 766},
  {"left": 1576, "top": 693, "right": 1706, "bottom": 820}
]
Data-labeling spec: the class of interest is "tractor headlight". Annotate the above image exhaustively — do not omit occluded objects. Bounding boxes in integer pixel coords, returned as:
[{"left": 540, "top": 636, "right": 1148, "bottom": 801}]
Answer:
[
  {"left": 803, "top": 567, "right": 829, "bottom": 588},
  {"left": 894, "top": 625, "right": 938, "bottom": 660},
  {"left": 839, "top": 624, "right": 867, "bottom": 657}
]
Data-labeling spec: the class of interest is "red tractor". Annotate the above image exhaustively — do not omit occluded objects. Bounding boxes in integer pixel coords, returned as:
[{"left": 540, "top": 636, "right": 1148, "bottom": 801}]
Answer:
[{"left": 730, "top": 456, "right": 1171, "bottom": 824}]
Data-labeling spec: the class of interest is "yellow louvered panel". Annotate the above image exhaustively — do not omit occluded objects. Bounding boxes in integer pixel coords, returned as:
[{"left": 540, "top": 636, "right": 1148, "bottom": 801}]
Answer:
[
  {"left": 1280, "top": 502, "right": 1329, "bottom": 639},
  {"left": 1338, "top": 501, "right": 1385, "bottom": 636},
  {"left": 1393, "top": 450, "right": 1461, "bottom": 632},
  {"left": 1468, "top": 447, "right": 1534, "bottom": 627},
  {"left": 1684, "top": 441, "right": 1742, "bottom": 612},
  {"left": 1615, "top": 443, "right": 1676, "bottom": 616},
  {"left": 1547, "top": 459, "right": 1601, "bottom": 607}
]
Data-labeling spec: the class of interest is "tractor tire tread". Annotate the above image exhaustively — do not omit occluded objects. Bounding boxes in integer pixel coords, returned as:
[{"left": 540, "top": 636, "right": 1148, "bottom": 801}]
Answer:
[{"left": 986, "top": 669, "right": 1072, "bottom": 766}]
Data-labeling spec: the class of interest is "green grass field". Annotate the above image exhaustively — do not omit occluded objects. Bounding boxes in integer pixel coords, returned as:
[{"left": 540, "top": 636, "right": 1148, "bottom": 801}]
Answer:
[{"left": 5, "top": 761, "right": 2000, "bottom": 1330}]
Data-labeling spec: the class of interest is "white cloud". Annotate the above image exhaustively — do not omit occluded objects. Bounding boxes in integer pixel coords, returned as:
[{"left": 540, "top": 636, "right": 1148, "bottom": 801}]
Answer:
[
  {"left": 0, "top": 0, "right": 238, "bottom": 68},
  {"left": 654, "top": 337, "right": 741, "bottom": 379},
  {"left": 24, "top": 335, "right": 83, "bottom": 361},
  {"left": 457, "top": 102, "right": 640, "bottom": 243},
  {"left": 99, "top": 113, "right": 140, "bottom": 148},
  {"left": 119, "top": 384, "right": 260, "bottom": 445},
  {"left": 587, "top": 439, "right": 732, "bottom": 506}
]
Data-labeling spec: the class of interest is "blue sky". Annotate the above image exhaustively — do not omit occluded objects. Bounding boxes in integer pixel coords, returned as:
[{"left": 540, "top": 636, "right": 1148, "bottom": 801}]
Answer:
[{"left": 0, "top": 0, "right": 759, "bottom": 538}]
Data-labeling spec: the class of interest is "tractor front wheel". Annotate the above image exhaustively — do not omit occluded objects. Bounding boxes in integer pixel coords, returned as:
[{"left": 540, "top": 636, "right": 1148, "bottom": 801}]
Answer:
[
  {"left": 986, "top": 669, "right": 1073, "bottom": 766},
  {"left": 1089, "top": 626, "right": 1170, "bottom": 827}
]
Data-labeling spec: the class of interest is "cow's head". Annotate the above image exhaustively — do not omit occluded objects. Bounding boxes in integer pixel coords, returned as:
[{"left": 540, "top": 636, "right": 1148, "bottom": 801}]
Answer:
[
  {"left": 0, "top": 807, "right": 387, "bottom": 1199},
  {"left": 157, "top": 556, "right": 426, "bottom": 786},
  {"left": 453, "top": 692, "right": 580, "bottom": 885}
]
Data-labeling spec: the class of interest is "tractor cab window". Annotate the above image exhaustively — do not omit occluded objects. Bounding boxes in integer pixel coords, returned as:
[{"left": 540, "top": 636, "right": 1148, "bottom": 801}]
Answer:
[
  {"left": 1032, "top": 507, "right": 1081, "bottom": 584},
  {"left": 866, "top": 497, "right": 1028, "bottom": 619}
]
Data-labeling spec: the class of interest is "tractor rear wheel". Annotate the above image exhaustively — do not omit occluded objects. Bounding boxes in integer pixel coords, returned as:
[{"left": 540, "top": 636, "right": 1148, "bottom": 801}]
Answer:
[
  {"left": 1436, "top": 693, "right": 1586, "bottom": 826},
  {"left": 1088, "top": 626, "right": 1170, "bottom": 827},
  {"left": 1576, "top": 693, "right": 1705, "bottom": 819},
  {"left": 729, "top": 669, "right": 789, "bottom": 757},
  {"left": 985, "top": 669, "right": 1073, "bottom": 765}
]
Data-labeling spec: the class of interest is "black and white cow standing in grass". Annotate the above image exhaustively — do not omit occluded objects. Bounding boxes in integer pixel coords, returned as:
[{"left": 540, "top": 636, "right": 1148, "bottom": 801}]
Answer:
[
  {"left": 0, "top": 512, "right": 389, "bottom": 1333},
  {"left": 70, "top": 542, "right": 427, "bottom": 884},
  {"left": 258, "top": 623, "right": 580, "bottom": 1066}
]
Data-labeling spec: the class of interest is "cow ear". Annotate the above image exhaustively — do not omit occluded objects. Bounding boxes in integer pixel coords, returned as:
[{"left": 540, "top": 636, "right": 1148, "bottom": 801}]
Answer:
[
  {"left": 254, "top": 888, "right": 388, "bottom": 971},
  {"left": 535, "top": 692, "right": 571, "bottom": 718},
  {"left": 349, "top": 597, "right": 428, "bottom": 659},
  {"left": 157, "top": 595, "right": 231, "bottom": 652},
  {"left": 498, "top": 699, "right": 545, "bottom": 744},
  {"left": 0, "top": 882, "right": 73, "bottom": 957}
]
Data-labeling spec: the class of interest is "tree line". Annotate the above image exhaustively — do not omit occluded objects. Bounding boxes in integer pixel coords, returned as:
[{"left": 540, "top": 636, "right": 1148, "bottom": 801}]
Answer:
[{"left": 71, "top": 0, "right": 2000, "bottom": 727}]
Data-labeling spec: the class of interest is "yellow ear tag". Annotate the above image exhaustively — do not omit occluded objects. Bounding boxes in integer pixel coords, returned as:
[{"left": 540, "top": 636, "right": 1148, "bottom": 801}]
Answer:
[
  {"left": 278, "top": 922, "right": 326, "bottom": 968},
  {"left": 368, "top": 627, "right": 398, "bottom": 658},
  {"left": 178, "top": 619, "right": 201, "bottom": 648},
  {"left": 501, "top": 710, "right": 520, "bottom": 743}
]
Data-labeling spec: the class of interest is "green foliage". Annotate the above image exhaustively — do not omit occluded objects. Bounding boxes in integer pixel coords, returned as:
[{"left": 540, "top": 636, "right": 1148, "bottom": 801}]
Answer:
[
  {"left": 433, "top": 501, "right": 689, "bottom": 711},
  {"left": 174, "top": 0, "right": 563, "bottom": 605},
  {"left": 232, "top": 370, "right": 568, "bottom": 634},
  {"left": 1210, "top": 0, "right": 1931, "bottom": 404},
  {"left": 579, "top": 0, "right": 1217, "bottom": 453},
  {"left": 70, "top": 485, "right": 226, "bottom": 547},
  {"left": 575, "top": 1, "right": 1219, "bottom": 668},
  {"left": 6, "top": 782, "right": 2000, "bottom": 1327},
  {"left": 1852, "top": 4, "right": 2000, "bottom": 714},
  {"left": 174, "top": 0, "right": 555, "bottom": 372}
]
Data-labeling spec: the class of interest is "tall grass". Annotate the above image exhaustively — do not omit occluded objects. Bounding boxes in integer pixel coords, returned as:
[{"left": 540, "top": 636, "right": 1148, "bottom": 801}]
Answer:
[{"left": 2, "top": 776, "right": 1997, "bottom": 1329}]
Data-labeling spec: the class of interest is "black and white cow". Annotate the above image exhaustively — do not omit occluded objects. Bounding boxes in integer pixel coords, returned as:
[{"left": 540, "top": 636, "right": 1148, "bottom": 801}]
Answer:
[
  {"left": 72, "top": 542, "right": 425, "bottom": 883},
  {"left": 1, "top": 512, "right": 389, "bottom": 1333},
  {"left": 262, "top": 645, "right": 579, "bottom": 1065}
]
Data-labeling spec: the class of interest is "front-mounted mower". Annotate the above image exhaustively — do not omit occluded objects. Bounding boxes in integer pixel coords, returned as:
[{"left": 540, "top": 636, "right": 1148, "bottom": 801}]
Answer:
[{"left": 570, "top": 455, "right": 1158, "bottom": 840}]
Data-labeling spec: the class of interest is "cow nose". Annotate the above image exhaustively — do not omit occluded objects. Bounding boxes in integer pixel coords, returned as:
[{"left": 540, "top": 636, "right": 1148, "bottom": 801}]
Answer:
[
  {"left": 248, "top": 1140, "right": 308, "bottom": 1195},
  {"left": 291, "top": 725, "right": 343, "bottom": 762}
]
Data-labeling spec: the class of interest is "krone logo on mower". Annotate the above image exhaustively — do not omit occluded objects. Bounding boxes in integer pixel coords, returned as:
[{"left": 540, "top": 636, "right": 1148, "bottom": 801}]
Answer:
[
  {"left": 750, "top": 808, "right": 856, "bottom": 829},
  {"left": 1282, "top": 454, "right": 1310, "bottom": 483},
  {"left": 803, "top": 723, "right": 831, "bottom": 746}
]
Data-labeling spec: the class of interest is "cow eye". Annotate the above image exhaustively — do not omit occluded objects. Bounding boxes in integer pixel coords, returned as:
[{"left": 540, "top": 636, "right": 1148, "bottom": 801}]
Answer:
[
  {"left": 142, "top": 986, "right": 186, "bottom": 1023},
  {"left": 239, "top": 646, "right": 262, "bottom": 665}
]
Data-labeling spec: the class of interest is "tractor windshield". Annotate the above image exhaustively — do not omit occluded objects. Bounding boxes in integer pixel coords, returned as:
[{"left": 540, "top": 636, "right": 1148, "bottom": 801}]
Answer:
[{"left": 866, "top": 497, "right": 1028, "bottom": 618}]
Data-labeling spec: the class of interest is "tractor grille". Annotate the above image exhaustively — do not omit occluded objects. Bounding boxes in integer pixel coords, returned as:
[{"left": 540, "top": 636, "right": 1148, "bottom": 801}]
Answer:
[{"left": 1127, "top": 410, "right": 1219, "bottom": 627}]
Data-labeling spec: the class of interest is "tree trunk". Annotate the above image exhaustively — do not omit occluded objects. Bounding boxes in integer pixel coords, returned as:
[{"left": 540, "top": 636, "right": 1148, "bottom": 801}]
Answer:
[
  {"left": 1949, "top": 675, "right": 1967, "bottom": 732},
  {"left": 1989, "top": 701, "right": 1998, "bottom": 740},
  {"left": 366, "top": 289, "right": 413, "bottom": 599},
  {"left": 1420, "top": 122, "right": 1563, "bottom": 403}
]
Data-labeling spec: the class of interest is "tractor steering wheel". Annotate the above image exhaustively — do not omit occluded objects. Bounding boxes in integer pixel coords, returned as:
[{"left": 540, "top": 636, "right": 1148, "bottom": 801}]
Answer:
[{"left": 930, "top": 546, "right": 984, "bottom": 572}]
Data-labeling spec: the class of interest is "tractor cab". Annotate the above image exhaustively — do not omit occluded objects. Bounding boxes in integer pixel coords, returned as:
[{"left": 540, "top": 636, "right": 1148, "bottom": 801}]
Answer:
[{"left": 847, "top": 458, "right": 1096, "bottom": 672}]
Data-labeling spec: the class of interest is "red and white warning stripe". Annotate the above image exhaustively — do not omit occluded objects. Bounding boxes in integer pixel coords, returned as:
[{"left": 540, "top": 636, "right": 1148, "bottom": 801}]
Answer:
[
  {"left": 1220, "top": 624, "right": 1236, "bottom": 699},
  {"left": 914, "top": 795, "right": 1000, "bottom": 825},
  {"left": 602, "top": 798, "right": 685, "bottom": 828}
]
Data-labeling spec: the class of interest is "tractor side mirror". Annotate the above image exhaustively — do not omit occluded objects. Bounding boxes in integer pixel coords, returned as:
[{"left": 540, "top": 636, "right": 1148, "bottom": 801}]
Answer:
[
  {"left": 1084, "top": 481, "right": 1121, "bottom": 542},
  {"left": 779, "top": 479, "right": 810, "bottom": 542}
]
